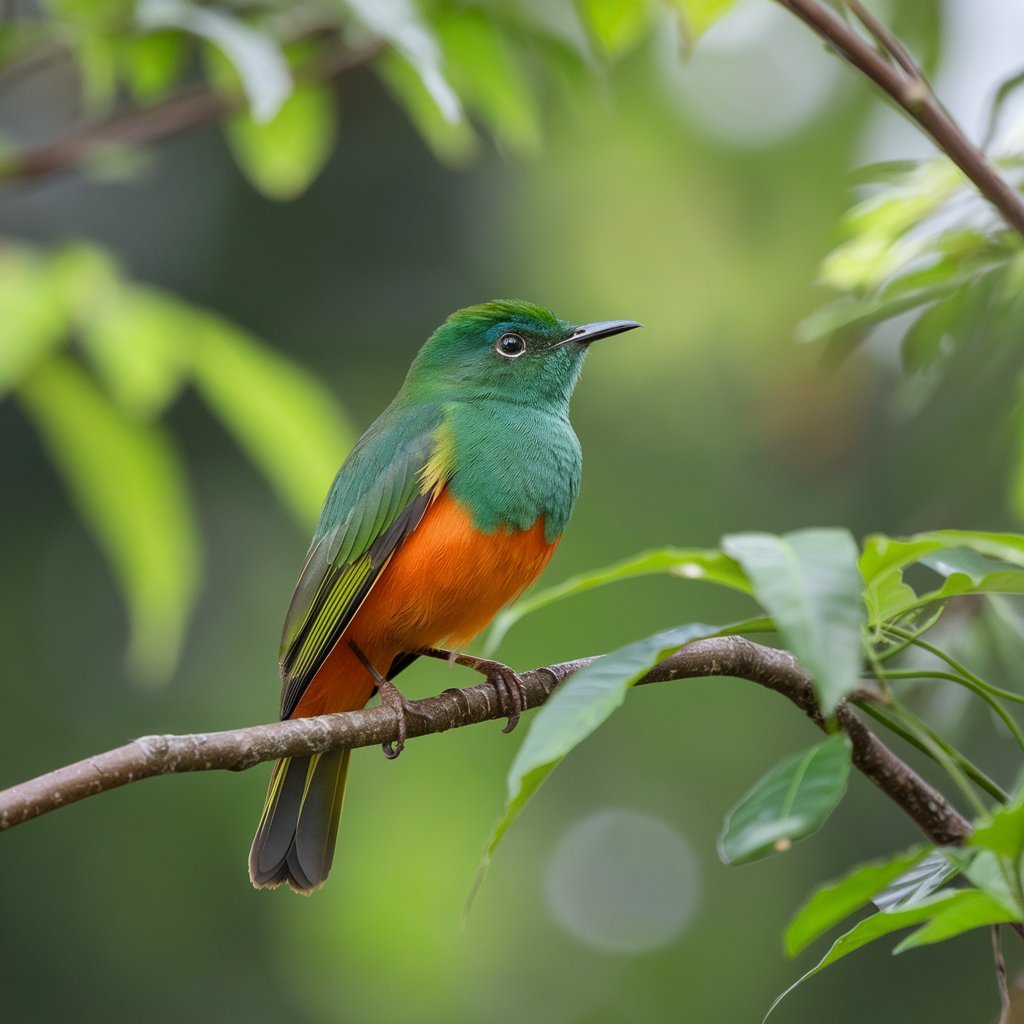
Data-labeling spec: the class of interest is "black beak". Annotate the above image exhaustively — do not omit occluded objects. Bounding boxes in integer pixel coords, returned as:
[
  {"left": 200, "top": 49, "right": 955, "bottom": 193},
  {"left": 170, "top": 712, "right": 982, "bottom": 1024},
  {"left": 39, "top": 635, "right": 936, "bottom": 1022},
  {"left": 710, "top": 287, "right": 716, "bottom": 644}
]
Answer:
[{"left": 558, "top": 319, "right": 643, "bottom": 347}]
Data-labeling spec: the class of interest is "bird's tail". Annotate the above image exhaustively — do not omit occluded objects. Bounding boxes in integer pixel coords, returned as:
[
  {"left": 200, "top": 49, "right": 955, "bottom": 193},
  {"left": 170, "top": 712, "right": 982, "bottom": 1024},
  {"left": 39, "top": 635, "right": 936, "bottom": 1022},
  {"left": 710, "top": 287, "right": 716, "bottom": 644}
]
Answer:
[{"left": 248, "top": 747, "right": 351, "bottom": 893}]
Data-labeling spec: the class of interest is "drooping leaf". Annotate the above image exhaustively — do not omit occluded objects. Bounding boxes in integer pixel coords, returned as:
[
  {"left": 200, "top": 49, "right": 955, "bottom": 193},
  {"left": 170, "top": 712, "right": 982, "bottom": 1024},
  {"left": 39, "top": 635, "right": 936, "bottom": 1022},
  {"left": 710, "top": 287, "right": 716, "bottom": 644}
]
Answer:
[
  {"left": 485, "top": 547, "right": 750, "bottom": 654},
  {"left": 0, "top": 249, "right": 68, "bottom": 397},
  {"left": 795, "top": 283, "right": 963, "bottom": 345},
  {"left": 344, "top": 0, "right": 461, "bottom": 124},
  {"left": 718, "top": 734, "right": 851, "bottom": 866},
  {"left": 893, "top": 890, "right": 1017, "bottom": 953},
  {"left": 471, "top": 622, "right": 720, "bottom": 910},
  {"left": 785, "top": 846, "right": 928, "bottom": 957},
  {"left": 376, "top": 49, "right": 477, "bottom": 165},
  {"left": 766, "top": 891, "right": 976, "bottom": 1020},
  {"left": 190, "top": 316, "right": 354, "bottom": 527},
  {"left": 18, "top": 356, "right": 200, "bottom": 681},
  {"left": 117, "top": 28, "right": 184, "bottom": 102},
  {"left": 914, "top": 551, "right": 1024, "bottom": 607},
  {"left": 436, "top": 10, "right": 540, "bottom": 157},
  {"left": 578, "top": 0, "right": 653, "bottom": 57},
  {"left": 79, "top": 285, "right": 193, "bottom": 419},
  {"left": 952, "top": 848, "right": 1024, "bottom": 919},
  {"left": 983, "top": 66, "right": 1024, "bottom": 148},
  {"left": 668, "top": 0, "right": 738, "bottom": 44},
  {"left": 723, "top": 529, "right": 865, "bottom": 713},
  {"left": 859, "top": 531, "right": 1024, "bottom": 625},
  {"left": 970, "top": 788, "right": 1024, "bottom": 863},
  {"left": 137, "top": 0, "right": 291, "bottom": 122},
  {"left": 226, "top": 82, "right": 336, "bottom": 200}
]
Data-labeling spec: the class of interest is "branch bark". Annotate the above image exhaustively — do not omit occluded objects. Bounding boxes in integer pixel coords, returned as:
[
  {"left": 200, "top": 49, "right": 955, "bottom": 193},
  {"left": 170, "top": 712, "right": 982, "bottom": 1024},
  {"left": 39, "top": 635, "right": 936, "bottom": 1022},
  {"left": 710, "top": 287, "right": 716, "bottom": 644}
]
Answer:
[
  {"left": 0, "top": 42, "right": 381, "bottom": 184},
  {"left": 774, "top": 0, "right": 1024, "bottom": 239},
  {"left": 0, "top": 636, "right": 972, "bottom": 848}
]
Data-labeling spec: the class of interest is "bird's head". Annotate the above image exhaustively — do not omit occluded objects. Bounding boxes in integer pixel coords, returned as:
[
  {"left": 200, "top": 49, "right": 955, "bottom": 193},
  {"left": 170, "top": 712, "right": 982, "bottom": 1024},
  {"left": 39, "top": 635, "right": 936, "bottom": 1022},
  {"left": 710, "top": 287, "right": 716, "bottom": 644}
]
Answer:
[{"left": 404, "top": 299, "right": 641, "bottom": 409}]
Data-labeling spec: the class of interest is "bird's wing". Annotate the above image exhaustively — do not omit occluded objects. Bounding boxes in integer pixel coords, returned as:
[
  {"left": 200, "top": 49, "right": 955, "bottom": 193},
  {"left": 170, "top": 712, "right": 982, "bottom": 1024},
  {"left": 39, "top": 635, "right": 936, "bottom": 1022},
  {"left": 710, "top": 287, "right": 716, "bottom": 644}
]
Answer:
[{"left": 277, "top": 406, "right": 451, "bottom": 719}]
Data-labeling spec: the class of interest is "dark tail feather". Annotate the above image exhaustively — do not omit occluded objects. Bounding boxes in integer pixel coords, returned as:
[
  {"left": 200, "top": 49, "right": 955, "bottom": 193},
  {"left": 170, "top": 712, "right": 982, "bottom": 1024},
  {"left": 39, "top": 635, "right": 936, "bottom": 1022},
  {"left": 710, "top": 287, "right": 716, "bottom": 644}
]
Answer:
[{"left": 248, "top": 748, "right": 351, "bottom": 893}]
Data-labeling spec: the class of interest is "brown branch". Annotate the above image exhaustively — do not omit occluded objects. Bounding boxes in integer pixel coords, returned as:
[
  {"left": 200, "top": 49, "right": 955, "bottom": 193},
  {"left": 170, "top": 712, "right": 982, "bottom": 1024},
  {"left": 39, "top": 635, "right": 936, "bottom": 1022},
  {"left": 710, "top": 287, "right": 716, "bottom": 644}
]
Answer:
[
  {"left": 0, "top": 42, "right": 381, "bottom": 184},
  {"left": 773, "top": 0, "right": 1024, "bottom": 239},
  {"left": 0, "top": 636, "right": 972, "bottom": 848}
]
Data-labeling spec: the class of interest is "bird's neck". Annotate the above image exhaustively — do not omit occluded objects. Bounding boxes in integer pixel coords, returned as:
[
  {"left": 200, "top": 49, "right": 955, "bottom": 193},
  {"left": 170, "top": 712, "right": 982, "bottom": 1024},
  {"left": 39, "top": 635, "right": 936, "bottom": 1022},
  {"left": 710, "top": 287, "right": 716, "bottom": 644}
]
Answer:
[{"left": 441, "top": 398, "right": 582, "bottom": 544}]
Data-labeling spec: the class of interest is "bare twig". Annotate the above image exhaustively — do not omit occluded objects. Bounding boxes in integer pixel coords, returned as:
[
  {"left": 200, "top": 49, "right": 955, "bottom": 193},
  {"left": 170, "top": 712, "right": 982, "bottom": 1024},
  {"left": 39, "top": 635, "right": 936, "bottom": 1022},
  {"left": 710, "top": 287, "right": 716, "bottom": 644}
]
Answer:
[
  {"left": 0, "top": 636, "right": 972, "bottom": 848},
  {"left": 773, "top": 0, "right": 1024, "bottom": 239},
  {"left": 0, "top": 42, "right": 381, "bottom": 184}
]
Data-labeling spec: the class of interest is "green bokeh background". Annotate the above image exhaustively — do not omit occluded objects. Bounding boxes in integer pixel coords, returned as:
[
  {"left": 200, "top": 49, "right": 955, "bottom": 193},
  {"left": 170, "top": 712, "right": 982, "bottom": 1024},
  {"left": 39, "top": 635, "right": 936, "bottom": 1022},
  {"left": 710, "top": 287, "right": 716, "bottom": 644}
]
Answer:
[{"left": 2, "top": 3, "right": 1018, "bottom": 1021}]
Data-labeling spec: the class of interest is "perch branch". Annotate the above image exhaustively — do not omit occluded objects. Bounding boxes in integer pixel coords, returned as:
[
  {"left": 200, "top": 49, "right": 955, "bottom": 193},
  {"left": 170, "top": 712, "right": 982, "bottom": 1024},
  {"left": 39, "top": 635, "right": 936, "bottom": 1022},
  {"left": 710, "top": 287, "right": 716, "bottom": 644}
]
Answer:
[
  {"left": 0, "top": 636, "right": 971, "bottom": 847},
  {"left": 773, "top": 0, "right": 1024, "bottom": 239}
]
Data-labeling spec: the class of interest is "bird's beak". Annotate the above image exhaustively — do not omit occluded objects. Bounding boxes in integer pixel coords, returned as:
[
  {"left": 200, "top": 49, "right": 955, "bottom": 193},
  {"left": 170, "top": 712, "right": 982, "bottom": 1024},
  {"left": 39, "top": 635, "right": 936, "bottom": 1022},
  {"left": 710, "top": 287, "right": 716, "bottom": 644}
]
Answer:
[{"left": 557, "top": 320, "right": 643, "bottom": 347}]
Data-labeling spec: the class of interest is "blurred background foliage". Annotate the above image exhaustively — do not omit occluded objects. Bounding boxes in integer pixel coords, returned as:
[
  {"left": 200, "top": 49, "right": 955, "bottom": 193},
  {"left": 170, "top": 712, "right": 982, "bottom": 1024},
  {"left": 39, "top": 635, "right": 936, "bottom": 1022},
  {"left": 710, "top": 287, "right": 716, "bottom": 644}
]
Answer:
[{"left": 4, "top": 0, "right": 1024, "bottom": 1021}]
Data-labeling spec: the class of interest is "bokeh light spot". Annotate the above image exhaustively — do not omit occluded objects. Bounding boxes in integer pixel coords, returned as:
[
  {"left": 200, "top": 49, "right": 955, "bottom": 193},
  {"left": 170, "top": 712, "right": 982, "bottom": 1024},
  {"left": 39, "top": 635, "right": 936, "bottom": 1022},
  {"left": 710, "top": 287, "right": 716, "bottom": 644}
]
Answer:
[{"left": 543, "top": 808, "right": 700, "bottom": 954}]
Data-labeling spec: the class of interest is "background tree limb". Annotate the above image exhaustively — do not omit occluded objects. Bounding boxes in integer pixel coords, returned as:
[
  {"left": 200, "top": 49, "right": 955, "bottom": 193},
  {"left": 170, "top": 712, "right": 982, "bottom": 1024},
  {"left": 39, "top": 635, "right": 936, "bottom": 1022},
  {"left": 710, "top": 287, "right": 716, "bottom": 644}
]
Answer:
[
  {"left": 0, "top": 636, "right": 972, "bottom": 847},
  {"left": 0, "top": 41, "right": 381, "bottom": 184},
  {"left": 774, "top": 0, "right": 1024, "bottom": 239}
]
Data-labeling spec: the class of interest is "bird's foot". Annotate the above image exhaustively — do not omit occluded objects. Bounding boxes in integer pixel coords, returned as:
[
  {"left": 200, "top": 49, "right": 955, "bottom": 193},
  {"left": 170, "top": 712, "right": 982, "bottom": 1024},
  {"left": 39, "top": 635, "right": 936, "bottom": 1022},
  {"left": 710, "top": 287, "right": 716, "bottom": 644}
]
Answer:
[
  {"left": 349, "top": 640, "right": 420, "bottom": 760},
  {"left": 419, "top": 647, "right": 528, "bottom": 733},
  {"left": 375, "top": 677, "right": 420, "bottom": 760}
]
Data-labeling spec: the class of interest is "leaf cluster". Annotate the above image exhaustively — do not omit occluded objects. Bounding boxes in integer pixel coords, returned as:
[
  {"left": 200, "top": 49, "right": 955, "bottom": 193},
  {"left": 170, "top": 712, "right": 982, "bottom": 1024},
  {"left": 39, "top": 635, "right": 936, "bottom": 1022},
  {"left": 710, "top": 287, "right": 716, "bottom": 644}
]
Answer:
[
  {"left": 0, "top": 241, "right": 351, "bottom": 680},
  {"left": 478, "top": 526, "right": 1024, "bottom": 1010}
]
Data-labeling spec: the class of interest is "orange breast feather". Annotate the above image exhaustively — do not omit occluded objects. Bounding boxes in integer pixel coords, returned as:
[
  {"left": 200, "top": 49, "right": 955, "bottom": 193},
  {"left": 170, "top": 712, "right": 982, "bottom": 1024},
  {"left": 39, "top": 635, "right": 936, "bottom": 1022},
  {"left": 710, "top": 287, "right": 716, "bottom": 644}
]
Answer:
[{"left": 291, "top": 489, "right": 557, "bottom": 718}]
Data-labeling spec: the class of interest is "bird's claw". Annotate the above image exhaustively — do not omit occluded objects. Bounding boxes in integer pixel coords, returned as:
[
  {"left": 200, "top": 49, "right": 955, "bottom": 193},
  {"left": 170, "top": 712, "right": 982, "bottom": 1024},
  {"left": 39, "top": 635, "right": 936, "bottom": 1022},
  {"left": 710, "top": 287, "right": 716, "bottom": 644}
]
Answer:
[
  {"left": 463, "top": 655, "right": 528, "bottom": 733},
  {"left": 376, "top": 678, "right": 418, "bottom": 760},
  {"left": 417, "top": 648, "right": 528, "bottom": 733}
]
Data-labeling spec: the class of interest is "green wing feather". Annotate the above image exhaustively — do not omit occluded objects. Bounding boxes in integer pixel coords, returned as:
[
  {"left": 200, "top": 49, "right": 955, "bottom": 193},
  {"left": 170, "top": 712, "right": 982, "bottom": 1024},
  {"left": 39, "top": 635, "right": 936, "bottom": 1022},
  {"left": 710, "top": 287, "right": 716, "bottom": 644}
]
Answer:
[{"left": 278, "top": 403, "right": 448, "bottom": 719}]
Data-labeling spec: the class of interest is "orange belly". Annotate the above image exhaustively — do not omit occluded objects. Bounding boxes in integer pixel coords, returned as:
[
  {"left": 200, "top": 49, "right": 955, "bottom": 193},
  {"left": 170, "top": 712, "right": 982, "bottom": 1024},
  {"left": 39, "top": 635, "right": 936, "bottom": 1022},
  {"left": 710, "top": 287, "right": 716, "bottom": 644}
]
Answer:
[{"left": 291, "top": 490, "right": 558, "bottom": 717}]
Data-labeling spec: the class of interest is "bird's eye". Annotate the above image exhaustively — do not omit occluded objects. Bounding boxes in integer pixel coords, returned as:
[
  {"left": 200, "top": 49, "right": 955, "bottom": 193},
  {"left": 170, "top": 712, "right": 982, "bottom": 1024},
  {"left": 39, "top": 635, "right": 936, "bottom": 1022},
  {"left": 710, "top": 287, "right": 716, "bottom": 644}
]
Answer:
[{"left": 495, "top": 333, "right": 526, "bottom": 358}]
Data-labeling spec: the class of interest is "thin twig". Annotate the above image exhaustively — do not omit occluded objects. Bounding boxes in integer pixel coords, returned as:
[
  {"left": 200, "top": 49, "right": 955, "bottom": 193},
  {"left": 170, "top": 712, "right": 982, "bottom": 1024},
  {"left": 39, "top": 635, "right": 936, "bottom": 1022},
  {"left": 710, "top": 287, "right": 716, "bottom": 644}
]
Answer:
[
  {"left": 0, "top": 636, "right": 972, "bottom": 849},
  {"left": 773, "top": 0, "right": 1024, "bottom": 239},
  {"left": 845, "top": 0, "right": 923, "bottom": 82},
  {"left": 994, "top": 925, "right": 1011, "bottom": 1022}
]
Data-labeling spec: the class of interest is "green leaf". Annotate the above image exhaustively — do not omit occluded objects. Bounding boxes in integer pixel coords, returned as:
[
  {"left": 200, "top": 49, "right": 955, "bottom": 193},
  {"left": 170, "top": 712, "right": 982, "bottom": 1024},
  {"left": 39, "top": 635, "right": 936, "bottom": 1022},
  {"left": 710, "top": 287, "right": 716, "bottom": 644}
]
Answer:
[
  {"left": 0, "top": 249, "right": 69, "bottom": 397},
  {"left": 953, "top": 849, "right": 1024, "bottom": 918},
  {"left": 138, "top": 0, "right": 291, "bottom": 122},
  {"left": 578, "top": 0, "right": 653, "bottom": 56},
  {"left": 80, "top": 286, "right": 192, "bottom": 419},
  {"left": 983, "top": 66, "right": 1024, "bottom": 148},
  {"left": 669, "top": 0, "right": 738, "bottom": 44},
  {"left": 190, "top": 317, "right": 354, "bottom": 527},
  {"left": 718, "top": 735, "right": 851, "bottom": 866},
  {"left": 74, "top": 29, "right": 119, "bottom": 113},
  {"left": 18, "top": 356, "right": 200, "bottom": 681},
  {"left": 860, "top": 531, "right": 1024, "bottom": 625},
  {"left": 436, "top": 10, "right": 540, "bottom": 157},
  {"left": 226, "top": 82, "right": 336, "bottom": 200},
  {"left": 377, "top": 49, "right": 477, "bottom": 165},
  {"left": 915, "top": 553, "right": 1024, "bottom": 606},
  {"left": 971, "top": 787, "right": 1024, "bottom": 863},
  {"left": 345, "top": 0, "right": 461, "bottom": 124},
  {"left": 766, "top": 891, "right": 971, "bottom": 1020},
  {"left": 785, "top": 846, "right": 928, "bottom": 956},
  {"left": 485, "top": 547, "right": 750, "bottom": 654},
  {"left": 795, "top": 283, "right": 962, "bottom": 345},
  {"left": 471, "top": 622, "right": 720, "bottom": 911},
  {"left": 117, "top": 28, "right": 184, "bottom": 102},
  {"left": 893, "top": 890, "right": 1017, "bottom": 952},
  {"left": 722, "top": 529, "right": 865, "bottom": 713}
]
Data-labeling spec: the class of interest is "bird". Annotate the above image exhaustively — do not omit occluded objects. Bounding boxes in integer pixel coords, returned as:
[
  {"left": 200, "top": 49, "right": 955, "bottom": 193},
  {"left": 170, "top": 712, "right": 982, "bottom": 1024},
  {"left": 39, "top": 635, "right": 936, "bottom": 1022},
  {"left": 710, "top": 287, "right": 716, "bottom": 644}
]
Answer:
[{"left": 248, "top": 299, "right": 641, "bottom": 893}]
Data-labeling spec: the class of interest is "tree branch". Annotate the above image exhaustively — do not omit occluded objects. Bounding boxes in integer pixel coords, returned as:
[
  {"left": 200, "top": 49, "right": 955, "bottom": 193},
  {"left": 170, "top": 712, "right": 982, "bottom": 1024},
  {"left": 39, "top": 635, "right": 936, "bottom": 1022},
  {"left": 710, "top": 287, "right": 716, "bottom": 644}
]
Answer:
[
  {"left": 0, "top": 42, "right": 381, "bottom": 184},
  {"left": 0, "top": 636, "right": 972, "bottom": 848},
  {"left": 773, "top": 0, "right": 1024, "bottom": 239}
]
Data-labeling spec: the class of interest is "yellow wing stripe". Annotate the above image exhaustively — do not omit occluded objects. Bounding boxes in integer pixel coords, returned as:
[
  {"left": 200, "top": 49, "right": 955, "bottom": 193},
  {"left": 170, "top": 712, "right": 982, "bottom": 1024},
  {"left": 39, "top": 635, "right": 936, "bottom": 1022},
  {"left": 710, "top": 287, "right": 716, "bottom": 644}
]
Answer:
[{"left": 290, "top": 557, "right": 374, "bottom": 680}]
